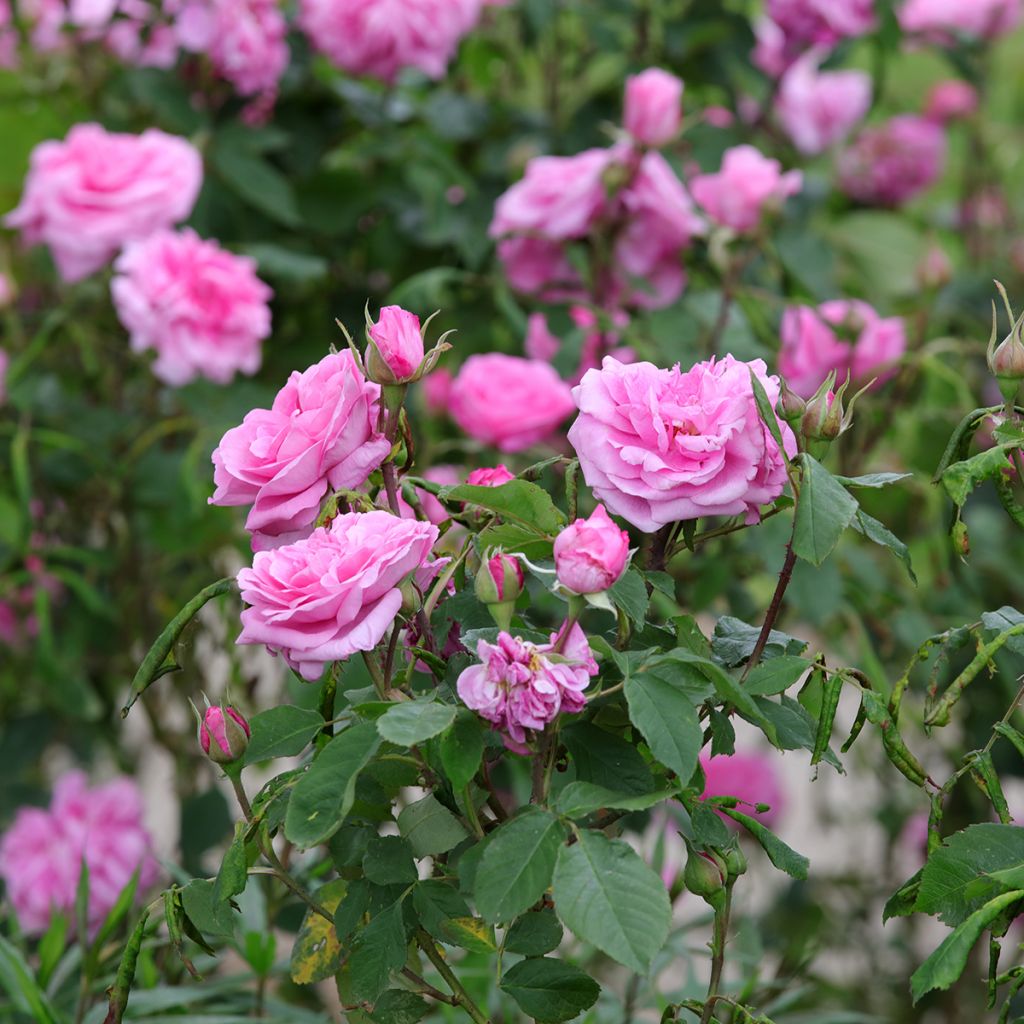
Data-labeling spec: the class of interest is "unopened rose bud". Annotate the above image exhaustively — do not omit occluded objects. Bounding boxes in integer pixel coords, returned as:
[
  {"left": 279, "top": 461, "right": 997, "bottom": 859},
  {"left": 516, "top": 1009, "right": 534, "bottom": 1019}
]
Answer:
[
  {"left": 200, "top": 705, "right": 250, "bottom": 766},
  {"left": 475, "top": 552, "right": 524, "bottom": 631},
  {"left": 987, "top": 284, "right": 1024, "bottom": 402},
  {"left": 367, "top": 305, "right": 425, "bottom": 384},
  {"left": 624, "top": 67, "right": 683, "bottom": 148},
  {"left": 683, "top": 848, "right": 726, "bottom": 910},
  {"left": 400, "top": 578, "right": 422, "bottom": 617},
  {"left": 916, "top": 243, "right": 952, "bottom": 291},
  {"left": 723, "top": 843, "right": 747, "bottom": 879},
  {"left": 553, "top": 504, "right": 630, "bottom": 595},
  {"left": 800, "top": 373, "right": 868, "bottom": 456},
  {"left": 775, "top": 380, "right": 806, "bottom": 425}
]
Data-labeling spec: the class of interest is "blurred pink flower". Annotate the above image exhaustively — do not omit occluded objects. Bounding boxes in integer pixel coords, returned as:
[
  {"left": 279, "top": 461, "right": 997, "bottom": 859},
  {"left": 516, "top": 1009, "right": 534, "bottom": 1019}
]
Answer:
[
  {"left": 624, "top": 67, "right": 684, "bottom": 148},
  {"left": 900, "top": 0, "right": 1020, "bottom": 40},
  {"left": 421, "top": 367, "right": 453, "bottom": 415},
  {"left": 465, "top": 464, "right": 515, "bottom": 487},
  {"left": 703, "top": 106, "right": 735, "bottom": 128},
  {"left": 0, "top": 0, "right": 16, "bottom": 66},
  {"left": 525, "top": 313, "right": 561, "bottom": 361},
  {"left": 700, "top": 751, "right": 785, "bottom": 827},
  {"left": 395, "top": 464, "right": 460, "bottom": 525},
  {"left": 925, "top": 79, "right": 979, "bottom": 123},
  {"left": 767, "top": 0, "right": 876, "bottom": 47}
]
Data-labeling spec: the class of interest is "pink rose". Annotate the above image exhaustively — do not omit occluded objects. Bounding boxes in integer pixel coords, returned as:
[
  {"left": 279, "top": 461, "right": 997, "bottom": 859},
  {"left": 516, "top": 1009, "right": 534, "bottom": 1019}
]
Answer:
[
  {"left": 776, "top": 51, "right": 871, "bottom": 155},
  {"left": 210, "top": 351, "right": 390, "bottom": 549},
  {"left": 104, "top": 0, "right": 180, "bottom": 68},
  {"left": 450, "top": 353, "right": 575, "bottom": 452},
  {"left": 567, "top": 355, "right": 797, "bottom": 533},
  {"left": 700, "top": 752, "right": 785, "bottom": 828},
  {"left": 495, "top": 236, "right": 583, "bottom": 299},
  {"left": 421, "top": 367, "right": 453, "bottom": 415},
  {"left": 624, "top": 67, "right": 684, "bottom": 148},
  {"left": 554, "top": 503, "right": 630, "bottom": 594},
  {"left": 466, "top": 464, "right": 515, "bottom": 487},
  {"left": 236, "top": 510, "right": 439, "bottom": 681},
  {"left": 456, "top": 622, "right": 598, "bottom": 750},
  {"left": 525, "top": 313, "right": 561, "bottom": 361},
  {"left": 838, "top": 115, "right": 946, "bottom": 207},
  {"left": 779, "top": 300, "right": 906, "bottom": 398},
  {"left": 767, "top": 0, "right": 876, "bottom": 46},
  {"left": 925, "top": 79, "right": 979, "bottom": 123},
  {"left": 0, "top": 772, "right": 158, "bottom": 936},
  {"left": 368, "top": 304, "right": 425, "bottom": 382},
  {"left": 690, "top": 145, "right": 802, "bottom": 234},
  {"left": 395, "top": 464, "right": 460, "bottom": 525},
  {"left": 752, "top": 16, "right": 792, "bottom": 77},
  {"left": 200, "top": 705, "right": 251, "bottom": 764},
  {"left": 111, "top": 228, "right": 272, "bottom": 387},
  {"left": 4, "top": 123, "right": 202, "bottom": 282},
  {"left": 900, "top": 0, "right": 1020, "bottom": 40},
  {"left": 476, "top": 551, "right": 525, "bottom": 603}
]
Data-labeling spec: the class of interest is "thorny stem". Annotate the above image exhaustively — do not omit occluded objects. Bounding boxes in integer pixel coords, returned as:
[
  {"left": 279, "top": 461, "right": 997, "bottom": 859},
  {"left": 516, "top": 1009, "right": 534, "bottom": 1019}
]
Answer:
[
  {"left": 741, "top": 541, "right": 797, "bottom": 681},
  {"left": 401, "top": 966, "right": 456, "bottom": 1005},
  {"left": 416, "top": 929, "right": 492, "bottom": 1024},
  {"left": 700, "top": 883, "right": 734, "bottom": 1024},
  {"left": 362, "top": 650, "right": 388, "bottom": 699}
]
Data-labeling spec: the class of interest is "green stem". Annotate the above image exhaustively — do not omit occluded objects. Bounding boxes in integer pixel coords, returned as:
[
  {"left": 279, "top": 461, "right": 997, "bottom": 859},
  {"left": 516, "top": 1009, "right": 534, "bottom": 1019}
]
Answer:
[
  {"left": 700, "top": 884, "right": 733, "bottom": 1024},
  {"left": 416, "top": 929, "right": 491, "bottom": 1024}
]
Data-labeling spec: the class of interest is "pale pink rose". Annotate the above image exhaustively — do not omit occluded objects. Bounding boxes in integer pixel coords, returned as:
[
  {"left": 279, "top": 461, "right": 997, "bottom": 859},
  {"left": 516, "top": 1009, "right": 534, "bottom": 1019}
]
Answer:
[
  {"left": 568, "top": 355, "right": 797, "bottom": 533},
  {"left": 4, "top": 124, "right": 202, "bottom": 283},
  {"left": 700, "top": 752, "right": 785, "bottom": 828},
  {"left": 236, "top": 510, "right": 439, "bottom": 680},
  {"left": 210, "top": 351, "right": 390, "bottom": 549},
  {"left": 68, "top": 0, "right": 117, "bottom": 26},
  {"left": 525, "top": 313, "right": 561, "bottom": 361},
  {"left": 624, "top": 68, "right": 683, "bottom": 148},
  {"left": 368, "top": 304, "right": 424, "bottom": 381},
  {"left": 767, "top": 0, "right": 876, "bottom": 46},
  {"left": 465, "top": 464, "right": 515, "bottom": 487},
  {"left": 690, "top": 145, "right": 802, "bottom": 234},
  {"left": 925, "top": 79, "right": 979, "bottom": 123},
  {"left": 456, "top": 622, "right": 598, "bottom": 751},
  {"left": 299, "top": 0, "right": 482, "bottom": 84},
  {"left": 449, "top": 353, "right": 575, "bottom": 452},
  {"left": 200, "top": 705, "right": 251, "bottom": 763},
  {"left": 111, "top": 229, "right": 272, "bottom": 388},
  {"left": 0, "top": 348, "right": 7, "bottom": 405},
  {"left": 838, "top": 115, "right": 946, "bottom": 207},
  {"left": 779, "top": 300, "right": 907, "bottom": 398},
  {"left": 776, "top": 50, "right": 871, "bottom": 155},
  {"left": 421, "top": 366, "right": 453, "bottom": 414},
  {"left": 554, "top": 503, "right": 630, "bottom": 594},
  {"left": 0, "top": 772, "right": 158, "bottom": 936},
  {"left": 900, "top": 0, "right": 1020, "bottom": 40}
]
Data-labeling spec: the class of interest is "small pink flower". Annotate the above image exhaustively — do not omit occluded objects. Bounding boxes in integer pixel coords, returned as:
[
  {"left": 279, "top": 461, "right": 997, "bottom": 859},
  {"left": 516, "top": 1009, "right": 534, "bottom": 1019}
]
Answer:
[
  {"left": 368, "top": 305, "right": 425, "bottom": 382},
  {"left": 703, "top": 106, "right": 735, "bottom": 129},
  {"left": 200, "top": 705, "right": 251, "bottom": 764},
  {"left": 690, "top": 145, "right": 802, "bottom": 234},
  {"left": 466, "top": 464, "right": 515, "bottom": 487},
  {"left": 4, "top": 123, "right": 202, "bottom": 283},
  {"left": 524, "top": 313, "right": 561, "bottom": 361},
  {"left": 624, "top": 68, "right": 684, "bottom": 148},
  {"left": 450, "top": 353, "right": 575, "bottom": 452},
  {"left": 925, "top": 79, "right": 979, "bottom": 123},
  {"left": 554, "top": 504, "right": 630, "bottom": 594},
  {"left": 237, "top": 510, "right": 439, "bottom": 681},
  {"left": 900, "top": 0, "right": 1020, "bottom": 41},
  {"left": 700, "top": 751, "right": 785, "bottom": 828},
  {"left": 421, "top": 367, "right": 453, "bottom": 415}
]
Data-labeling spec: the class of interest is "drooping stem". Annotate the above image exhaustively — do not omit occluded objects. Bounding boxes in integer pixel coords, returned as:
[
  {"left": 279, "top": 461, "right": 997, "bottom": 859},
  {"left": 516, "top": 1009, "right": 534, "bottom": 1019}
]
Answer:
[
  {"left": 416, "top": 929, "right": 492, "bottom": 1024},
  {"left": 699, "top": 884, "right": 733, "bottom": 1024},
  {"left": 741, "top": 541, "right": 797, "bottom": 681}
]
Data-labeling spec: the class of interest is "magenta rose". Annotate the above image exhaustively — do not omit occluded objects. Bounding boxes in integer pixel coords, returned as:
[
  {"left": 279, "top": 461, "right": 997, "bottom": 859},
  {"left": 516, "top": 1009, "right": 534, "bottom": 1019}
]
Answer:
[
  {"left": 466, "top": 464, "right": 515, "bottom": 487},
  {"left": 210, "top": 351, "right": 390, "bottom": 550},
  {"left": 554, "top": 503, "right": 630, "bottom": 595},
  {"left": 624, "top": 67, "right": 683, "bottom": 148},
  {"left": 567, "top": 355, "right": 797, "bottom": 533},
  {"left": 449, "top": 353, "right": 575, "bottom": 452},
  {"left": 368, "top": 304, "right": 425, "bottom": 382},
  {"left": 236, "top": 510, "right": 439, "bottom": 681},
  {"left": 899, "top": 0, "right": 1020, "bottom": 40},
  {"left": 4, "top": 123, "right": 202, "bottom": 282}
]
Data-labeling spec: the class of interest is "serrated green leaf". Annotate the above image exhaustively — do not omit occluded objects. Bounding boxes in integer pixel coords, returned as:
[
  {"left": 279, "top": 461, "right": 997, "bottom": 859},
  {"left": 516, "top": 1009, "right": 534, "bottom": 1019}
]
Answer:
[
  {"left": 625, "top": 667, "right": 702, "bottom": 784},
  {"left": 720, "top": 808, "right": 809, "bottom": 879},
  {"left": 363, "top": 836, "right": 418, "bottom": 886},
  {"left": 554, "top": 782, "right": 678, "bottom": 819},
  {"left": 443, "top": 480, "right": 566, "bottom": 535},
  {"left": 744, "top": 656, "right": 812, "bottom": 696},
  {"left": 500, "top": 957, "right": 600, "bottom": 1023},
  {"left": 608, "top": 568, "right": 649, "bottom": 627},
  {"left": 349, "top": 899, "right": 409, "bottom": 1003},
  {"left": 440, "top": 710, "right": 486, "bottom": 791},
  {"left": 377, "top": 700, "right": 456, "bottom": 747},
  {"left": 245, "top": 706, "right": 324, "bottom": 763},
  {"left": 290, "top": 880, "right": 348, "bottom": 985},
  {"left": 440, "top": 916, "right": 496, "bottom": 952},
  {"left": 504, "top": 910, "right": 564, "bottom": 956},
  {"left": 793, "top": 454, "right": 859, "bottom": 566},
  {"left": 397, "top": 794, "right": 469, "bottom": 856}
]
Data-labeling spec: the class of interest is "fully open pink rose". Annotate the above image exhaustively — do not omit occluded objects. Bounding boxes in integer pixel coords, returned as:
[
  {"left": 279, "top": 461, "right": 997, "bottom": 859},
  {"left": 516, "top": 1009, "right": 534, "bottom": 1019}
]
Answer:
[
  {"left": 368, "top": 304, "right": 424, "bottom": 381},
  {"left": 900, "top": 0, "right": 1020, "bottom": 40},
  {"left": 624, "top": 68, "right": 683, "bottom": 148},
  {"left": 236, "top": 510, "right": 439, "bottom": 681},
  {"left": 690, "top": 145, "right": 802, "bottom": 234},
  {"left": 4, "top": 123, "right": 202, "bottom": 282},
  {"left": 466, "top": 464, "right": 515, "bottom": 487},
  {"left": 112, "top": 228, "right": 272, "bottom": 387},
  {"left": 554, "top": 504, "right": 630, "bottom": 594},
  {"left": 450, "top": 353, "right": 575, "bottom": 452},
  {"left": 568, "top": 355, "right": 796, "bottom": 532},
  {"left": 210, "top": 351, "right": 390, "bottom": 549}
]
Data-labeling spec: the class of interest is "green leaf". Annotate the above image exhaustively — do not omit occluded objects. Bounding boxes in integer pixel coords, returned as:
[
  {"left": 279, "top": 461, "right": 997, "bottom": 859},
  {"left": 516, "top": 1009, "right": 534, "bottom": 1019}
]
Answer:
[
  {"left": 608, "top": 568, "right": 649, "bottom": 627},
  {"left": 377, "top": 700, "right": 456, "bottom": 747},
  {"left": 552, "top": 830, "right": 671, "bottom": 973},
  {"left": 369, "top": 990, "right": 430, "bottom": 1024},
  {"left": 413, "top": 880, "right": 471, "bottom": 937},
  {"left": 720, "top": 808, "right": 809, "bottom": 879},
  {"left": 36, "top": 914, "right": 67, "bottom": 988},
  {"left": 245, "top": 706, "right": 324, "bottom": 763},
  {"left": 363, "top": 836, "right": 418, "bottom": 886},
  {"left": 500, "top": 957, "right": 601, "bottom": 1023},
  {"left": 179, "top": 879, "right": 235, "bottom": 939},
  {"left": 349, "top": 899, "right": 409, "bottom": 1003},
  {"left": 397, "top": 794, "right": 469, "bottom": 856},
  {"left": 240, "top": 243, "right": 329, "bottom": 284},
  {"left": 625, "top": 667, "right": 702, "bottom": 784},
  {"left": 748, "top": 368, "right": 788, "bottom": 459},
  {"left": 211, "top": 145, "right": 302, "bottom": 227},
  {"left": 475, "top": 809, "right": 566, "bottom": 923},
  {"left": 941, "top": 446, "right": 1013, "bottom": 507},
  {"left": 284, "top": 722, "right": 382, "bottom": 848},
  {"left": 504, "top": 910, "right": 564, "bottom": 956},
  {"left": 884, "top": 870, "right": 923, "bottom": 922},
  {"left": 850, "top": 510, "right": 917, "bottom": 584},
  {"left": 910, "top": 889, "right": 1024, "bottom": 1003},
  {"left": 289, "top": 880, "right": 347, "bottom": 985},
  {"left": 562, "top": 721, "right": 655, "bottom": 794},
  {"left": 213, "top": 822, "right": 250, "bottom": 905},
  {"left": 440, "top": 916, "right": 496, "bottom": 952},
  {"left": 793, "top": 454, "right": 860, "bottom": 566},
  {"left": 554, "top": 782, "right": 678, "bottom": 819},
  {"left": 440, "top": 710, "right": 486, "bottom": 791},
  {"left": 744, "top": 656, "right": 812, "bottom": 696},
  {"left": 711, "top": 616, "right": 807, "bottom": 666},
  {"left": 0, "top": 936, "right": 60, "bottom": 1024},
  {"left": 442, "top": 480, "right": 566, "bottom": 535},
  {"left": 834, "top": 472, "right": 912, "bottom": 488}
]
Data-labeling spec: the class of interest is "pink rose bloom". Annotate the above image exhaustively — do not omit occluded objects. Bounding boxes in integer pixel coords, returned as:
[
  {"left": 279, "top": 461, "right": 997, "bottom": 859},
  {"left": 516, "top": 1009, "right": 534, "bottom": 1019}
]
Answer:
[
  {"left": 368, "top": 304, "right": 424, "bottom": 381},
  {"left": 4, "top": 123, "right": 202, "bottom": 283},
  {"left": 838, "top": 115, "right": 946, "bottom": 207},
  {"left": 524, "top": 313, "right": 561, "bottom": 362},
  {"left": 200, "top": 705, "right": 251, "bottom": 762},
  {"left": 700, "top": 752, "right": 785, "bottom": 828},
  {"left": 495, "top": 236, "right": 583, "bottom": 300},
  {"left": 925, "top": 79, "right": 979, "bottom": 123},
  {"left": 900, "top": 0, "right": 1020, "bottom": 40},
  {"left": 0, "top": 772, "right": 158, "bottom": 936},
  {"left": 0, "top": 348, "right": 7, "bottom": 406},
  {"left": 456, "top": 622, "right": 598, "bottom": 750},
  {"left": 690, "top": 145, "right": 802, "bottom": 234},
  {"left": 299, "top": 0, "right": 482, "bottom": 84},
  {"left": 568, "top": 355, "right": 797, "bottom": 533},
  {"left": 767, "top": 0, "right": 876, "bottom": 46},
  {"left": 21, "top": 0, "right": 67, "bottom": 50},
  {"left": 449, "top": 353, "right": 575, "bottom": 453},
  {"left": 210, "top": 351, "right": 390, "bottom": 550},
  {"left": 237, "top": 510, "right": 439, "bottom": 680},
  {"left": 776, "top": 51, "right": 871, "bottom": 155},
  {"left": 466, "top": 464, "right": 515, "bottom": 487},
  {"left": 111, "top": 228, "right": 272, "bottom": 388},
  {"left": 752, "top": 16, "right": 792, "bottom": 77},
  {"left": 624, "top": 68, "right": 684, "bottom": 148},
  {"left": 779, "top": 300, "right": 906, "bottom": 398},
  {"left": 554, "top": 504, "right": 630, "bottom": 594},
  {"left": 104, "top": 0, "right": 180, "bottom": 69},
  {"left": 395, "top": 464, "right": 460, "bottom": 525}
]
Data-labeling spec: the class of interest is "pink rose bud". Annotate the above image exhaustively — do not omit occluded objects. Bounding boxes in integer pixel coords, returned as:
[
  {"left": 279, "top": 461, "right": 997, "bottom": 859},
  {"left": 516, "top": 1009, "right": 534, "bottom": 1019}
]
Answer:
[
  {"left": 367, "top": 304, "right": 425, "bottom": 383},
  {"left": 553, "top": 503, "right": 630, "bottom": 594},
  {"left": 466, "top": 464, "right": 515, "bottom": 487},
  {"left": 475, "top": 552, "right": 525, "bottom": 606},
  {"left": 200, "top": 705, "right": 251, "bottom": 765},
  {"left": 925, "top": 80, "right": 979, "bottom": 124},
  {"left": 624, "top": 67, "right": 683, "bottom": 148}
]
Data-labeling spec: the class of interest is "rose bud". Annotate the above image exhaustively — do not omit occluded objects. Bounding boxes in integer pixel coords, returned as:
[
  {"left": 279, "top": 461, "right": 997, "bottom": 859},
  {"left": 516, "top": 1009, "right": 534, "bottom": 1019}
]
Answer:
[
  {"left": 553, "top": 504, "right": 630, "bottom": 595},
  {"left": 683, "top": 847, "right": 726, "bottom": 911},
  {"left": 474, "top": 552, "right": 525, "bottom": 631},
  {"left": 367, "top": 305, "right": 425, "bottom": 384},
  {"left": 800, "top": 373, "right": 870, "bottom": 457},
  {"left": 987, "top": 283, "right": 1024, "bottom": 401},
  {"left": 624, "top": 68, "right": 684, "bottom": 148},
  {"left": 775, "top": 379, "right": 806, "bottom": 425},
  {"left": 200, "top": 705, "right": 251, "bottom": 766}
]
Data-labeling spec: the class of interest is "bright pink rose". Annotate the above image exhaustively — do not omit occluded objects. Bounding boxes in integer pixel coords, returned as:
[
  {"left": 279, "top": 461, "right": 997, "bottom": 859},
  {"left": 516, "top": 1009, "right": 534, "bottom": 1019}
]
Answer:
[
  {"left": 466, "top": 464, "right": 515, "bottom": 487},
  {"left": 838, "top": 115, "right": 946, "bottom": 207},
  {"left": 690, "top": 145, "right": 802, "bottom": 234},
  {"left": 200, "top": 705, "right": 251, "bottom": 763},
  {"left": 5, "top": 124, "right": 202, "bottom": 283},
  {"left": 450, "top": 353, "right": 575, "bottom": 452},
  {"left": 210, "top": 351, "right": 390, "bottom": 549},
  {"left": 456, "top": 622, "right": 598, "bottom": 750},
  {"left": 776, "top": 51, "right": 871, "bottom": 155},
  {"left": 111, "top": 228, "right": 272, "bottom": 388},
  {"left": 767, "top": 0, "right": 876, "bottom": 46},
  {"left": 779, "top": 300, "right": 906, "bottom": 398},
  {"left": 900, "top": 0, "right": 1020, "bottom": 40},
  {"left": 925, "top": 79, "right": 979, "bottom": 123},
  {"left": 237, "top": 510, "right": 439, "bottom": 680},
  {"left": 525, "top": 313, "right": 561, "bottom": 361},
  {"left": 752, "top": 16, "right": 791, "bottom": 77},
  {"left": 700, "top": 752, "right": 785, "bottom": 828},
  {"left": 568, "top": 355, "right": 797, "bottom": 532},
  {"left": 0, "top": 772, "right": 158, "bottom": 936},
  {"left": 624, "top": 68, "right": 684, "bottom": 148},
  {"left": 554, "top": 504, "right": 630, "bottom": 594},
  {"left": 298, "top": 0, "right": 482, "bottom": 84},
  {"left": 368, "top": 304, "right": 425, "bottom": 381}
]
